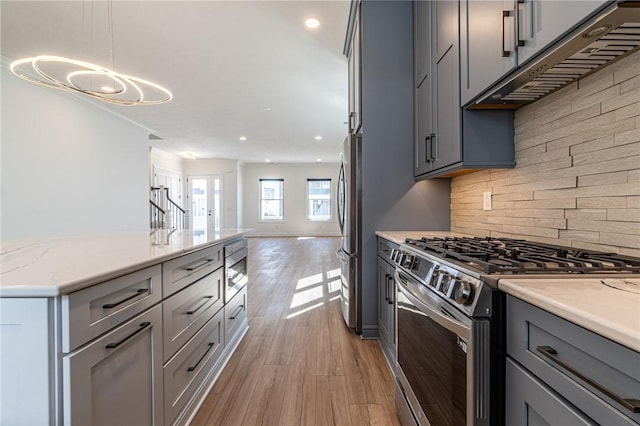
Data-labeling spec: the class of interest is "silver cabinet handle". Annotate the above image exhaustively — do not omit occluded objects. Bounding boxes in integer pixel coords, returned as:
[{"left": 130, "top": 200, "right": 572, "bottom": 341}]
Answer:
[
  {"left": 536, "top": 346, "right": 640, "bottom": 413},
  {"left": 516, "top": 0, "right": 526, "bottom": 48},
  {"left": 229, "top": 305, "right": 245, "bottom": 320}
]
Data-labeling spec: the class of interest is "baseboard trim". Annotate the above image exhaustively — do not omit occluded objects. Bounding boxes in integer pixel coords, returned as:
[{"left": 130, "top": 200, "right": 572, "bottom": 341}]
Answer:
[{"left": 360, "top": 325, "right": 379, "bottom": 340}]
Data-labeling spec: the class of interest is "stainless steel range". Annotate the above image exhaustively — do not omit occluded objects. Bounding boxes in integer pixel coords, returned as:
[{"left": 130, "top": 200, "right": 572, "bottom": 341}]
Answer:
[{"left": 392, "top": 236, "right": 640, "bottom": 426}]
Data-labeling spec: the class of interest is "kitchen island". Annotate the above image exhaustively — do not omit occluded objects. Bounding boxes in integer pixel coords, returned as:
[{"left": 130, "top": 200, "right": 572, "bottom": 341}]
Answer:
[{"left": 0, "top": 228, "right": 250, "bottom": 426}]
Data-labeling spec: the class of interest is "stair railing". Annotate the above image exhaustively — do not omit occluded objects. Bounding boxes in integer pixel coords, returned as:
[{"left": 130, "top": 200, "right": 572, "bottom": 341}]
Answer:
[{"left": 150, "top": 186, "right": 186, "bottom": 230}]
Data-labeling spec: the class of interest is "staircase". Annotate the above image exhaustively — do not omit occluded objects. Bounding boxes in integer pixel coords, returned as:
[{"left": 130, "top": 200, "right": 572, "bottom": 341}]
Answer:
[{"left": 150, "top": 186, "right": 186, "bottom": 230}]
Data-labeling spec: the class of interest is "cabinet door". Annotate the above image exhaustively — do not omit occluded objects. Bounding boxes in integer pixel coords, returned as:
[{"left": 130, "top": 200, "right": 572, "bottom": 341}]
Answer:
[
  {"left": 460, "top": 0, "right": 517, "bottom": 105},
  {"left": 348, "top": 4, "right": 361, "bottom": 133},
  {"left": 414, "top": 0, "right": 431, "bottom": 86},
  {"left": 377, "top": 257, "right": 395, "bottom": 354},
  {"left": 415, "top": 77, "right": 433, "bottom": 177},
  {"left": 63, "top": 305, "right": 163, "bottom": 426},
  {"left": 516, "top": 0, "right": 609, "bottom": 65},
  {"left": 432, "top": 41, "right": 461, "bottom": 171},
  {"left": 506, "top": 358, "right": 597, "bottom": 426}
]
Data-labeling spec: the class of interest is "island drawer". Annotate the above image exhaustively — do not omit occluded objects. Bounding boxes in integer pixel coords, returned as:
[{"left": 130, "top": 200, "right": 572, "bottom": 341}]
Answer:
[
  {"left": 164, "top": 307, "right": 224, "bottom": 426},
  {"left": 61, "top": 265, "right": 162, "bottom": 352},
  {"left": 162, "top": 267, "right": 224, "bottom": 362},
  {"left": 507, "top": 296, "right": 640, "bottom": 425},
  {"left": 163, "top": 244, "right": 223, "bottom": 297},
  {"left": 224, "top": 285, "right": 247, "bottom": 346}
]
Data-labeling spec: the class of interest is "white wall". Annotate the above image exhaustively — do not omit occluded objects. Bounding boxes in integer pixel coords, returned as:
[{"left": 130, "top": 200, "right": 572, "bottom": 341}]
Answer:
[
  {"left": 241, "top": 162, "right": 341, "bottom": 237},
  {"left": 1, "top": 69, "right": 150, "bottom": 240},
  {"left": 182, "top": 158, "right": 240, "bottom": 229}
]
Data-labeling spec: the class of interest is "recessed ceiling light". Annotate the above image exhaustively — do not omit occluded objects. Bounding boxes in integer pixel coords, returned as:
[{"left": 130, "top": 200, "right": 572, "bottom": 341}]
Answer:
[
  {"left": 265, "top": 159, "right": 272, "bottom": 163},
  {"left": 239, "top": 136, "right": 247, "bottom": 141},
  {"left": 263, "top": 107, "right": 271, "bottom": 111},
  {"left": 315, "top": 135, "right": 322, "bottom": 140},
  {"left": 305, "top": 17, "right": 320, "bottom": 29},
  {"left": 184, "top": 152, "right": 197, "bottom": 159},
  {"left": 316, "top": 158, "right": 322, "bottom": 163}
]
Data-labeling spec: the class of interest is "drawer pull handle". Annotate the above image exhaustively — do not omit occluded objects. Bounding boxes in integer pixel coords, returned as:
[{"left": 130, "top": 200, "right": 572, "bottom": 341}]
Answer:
[
  {"left": 102, "top": 289, "right": 148, "bottom": 309},
  {"left": 536, "top": 346, "right": 640, "bottom": 413},
  {"left": 105, "top": 322, "right": 151, "bottom": 349},
  {"left": 184, "top": 258, "right": 216, "bottom": 272},
  {"left": 229, "top": 305, "right": 245, "bottom": 320},
  {"left": 186, "top": 296, "right": 213, "bottom": 315},
  {"left": 187, "top": 342, "right": 215, "bottom": 372}
]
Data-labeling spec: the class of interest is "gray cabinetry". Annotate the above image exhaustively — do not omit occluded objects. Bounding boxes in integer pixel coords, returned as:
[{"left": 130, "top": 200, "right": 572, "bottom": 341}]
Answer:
[
  {"left": 516, "top": 0, "right": 610, "bottom": 65},
  {"left": 414, "top": 0, "right": 515, "bottom": 179},
  {"left": 163, "top": 308, "right": 224, "bottom": 426},
  {"left": 63, "top": 304, "right": 163, "bottom": 426},
  {"left": 506, "top": 296, "right": 640, "bottom": 426},
  {"left": 162, "top": 266, "right": 223, "bottom": 362},
  {"left": 460, "top": 0, "right": 517, "bottom": 106},
  {"left": 346, "top": 1, "right": 361, "bottom": 134},
  {"left": 460, "top": 0, "right": 609, "bottom": 106},
  {"left": 506, "top": 358, "right": 597, "bottom": 426},
  {"left": 377, "top": 237, "right": 398, "bottom": 369},
  {"left": 224, "top": 285, "right": 248, "bottom": 347}
]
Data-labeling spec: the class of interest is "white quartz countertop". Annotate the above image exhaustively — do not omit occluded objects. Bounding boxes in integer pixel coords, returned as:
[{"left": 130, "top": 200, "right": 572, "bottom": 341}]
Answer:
[
  {"left": 0, "top": 229, "right": 251, "bottom": 297},
  {"left": 499, "top": 278, "right": 640, "bottom": 352},
  {"left": 376, "top": 230, "right": 473, "bottom": 245}
]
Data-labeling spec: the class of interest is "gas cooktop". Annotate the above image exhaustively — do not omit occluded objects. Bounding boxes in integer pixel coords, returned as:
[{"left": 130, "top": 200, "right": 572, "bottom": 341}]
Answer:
[{"left": 404, "top": 236, "right": 640, "bottom": 275}]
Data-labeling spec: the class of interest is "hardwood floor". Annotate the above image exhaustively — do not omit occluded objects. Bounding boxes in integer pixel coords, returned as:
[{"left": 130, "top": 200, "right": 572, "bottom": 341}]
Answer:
[{"left": 191, "top": 237, "right": 400, "bottom": 426}]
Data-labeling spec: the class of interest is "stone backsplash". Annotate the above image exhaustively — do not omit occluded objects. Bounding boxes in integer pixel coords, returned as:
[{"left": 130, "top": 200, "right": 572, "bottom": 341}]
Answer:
[{"left": 450, "top": 50, "right": 640, "bottom": 257}]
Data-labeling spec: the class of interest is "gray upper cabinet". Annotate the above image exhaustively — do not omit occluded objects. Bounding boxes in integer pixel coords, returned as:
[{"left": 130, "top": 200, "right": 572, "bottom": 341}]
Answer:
[
  {"left": 460, "top": 0, "right": 518, "bottom": 106},
  {"left": 414, "top": 0, "right": 515, "bottom": 179},
  {"left": 460, "top": 0, "right": 611, "bottom": 106},
  {"left": 516, "top": 0, "right": 610, "bottom": 65},
  {"left": 346, "top": 1, "right": 361, "bottom": 134}
]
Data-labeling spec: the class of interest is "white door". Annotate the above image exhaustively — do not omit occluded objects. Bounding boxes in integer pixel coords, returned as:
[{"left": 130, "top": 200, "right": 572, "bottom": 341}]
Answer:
[
  {"left": 188, "top": 176, "right": 222, "bottom": 234},
  {"left": 152, "top": 166, "right": 183, "bottom": 207}
]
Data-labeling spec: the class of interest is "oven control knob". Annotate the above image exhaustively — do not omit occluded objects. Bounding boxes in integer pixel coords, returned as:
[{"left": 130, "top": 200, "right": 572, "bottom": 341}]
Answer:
[
  {"left": 403, "top": 254, "right": 414, "bottom": 269},
  {"left": 390, "top": 249, "right": 399, "bottom": 263},
  {"left": 452, "top": 281, "right": 473, "bottom": 305}
]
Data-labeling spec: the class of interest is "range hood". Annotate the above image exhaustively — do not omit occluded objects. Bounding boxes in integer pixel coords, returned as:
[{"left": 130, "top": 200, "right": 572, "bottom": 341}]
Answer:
[{"left": 473, "top": 1, "right": 640, "bottom": 109}]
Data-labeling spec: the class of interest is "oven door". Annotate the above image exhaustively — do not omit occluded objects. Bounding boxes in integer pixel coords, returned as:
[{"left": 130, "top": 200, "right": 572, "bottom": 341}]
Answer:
[
  {"left": 395, "top": 269, "right": 490, "bottom": 426},
  {"left": 225, "top": 248, "right": 247, "bottom": 303}
]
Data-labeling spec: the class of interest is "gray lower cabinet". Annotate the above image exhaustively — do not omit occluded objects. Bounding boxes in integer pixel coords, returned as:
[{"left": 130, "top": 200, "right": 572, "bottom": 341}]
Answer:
[
  {"left": 0, "top": 237, "right": 249, "bottom": 426},
  {"left": 506, "top": 296, "right": 640, "bottom": 426},
  {"left": 62, "top": 304, "right": 163, "bottom": 426},
  {"left": 377, "top": 255, "right": 396, "bottom": 366},
  {"left": 164, "top": 308, "right": 224, "bottom": 426},
  {"left": 224, "top": 284, "right": 248, "bottom": 347},
  {"left": 506, "top": 358, "right": 597, "bottom": 426},
  {"left": 377, "top": 237, "right": 398, "bottom": 369}
]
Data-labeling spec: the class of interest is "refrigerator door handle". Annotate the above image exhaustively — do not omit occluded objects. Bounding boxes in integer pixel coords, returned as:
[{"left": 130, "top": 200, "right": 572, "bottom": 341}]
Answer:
[{"left": 337, "top": 162, "right": 346, "bottom": 235}]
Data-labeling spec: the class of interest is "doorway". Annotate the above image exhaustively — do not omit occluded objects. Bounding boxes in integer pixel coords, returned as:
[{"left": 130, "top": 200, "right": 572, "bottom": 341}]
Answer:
[{"left": 188, "top": 176, "right": 222, "bottom": 234}]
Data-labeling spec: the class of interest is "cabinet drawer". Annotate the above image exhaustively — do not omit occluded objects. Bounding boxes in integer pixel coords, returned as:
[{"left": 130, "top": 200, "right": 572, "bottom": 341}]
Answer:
[
  {"left": 61, "top": 265, "right": 162, "bottom": 352},
  {"left": 507, "top": 296, "right": 640, "bottom": 425},
  {"left": 506, "top": 358, "right": 597, "bottom": 426},
  {"left": 162, "top": 245, "right": 223, "bottom": 297},
  {"left": 62, "top": 304, "right": 163, "bottom": 426},
  {"left": 164, "top": 308, "right": 224, "bottom": 426},
  {"left": 224, "top": 286, "right": 247, "bottom": 346},
  {"left": 163, "top": 267, "right": 224, "bottom": 362}
]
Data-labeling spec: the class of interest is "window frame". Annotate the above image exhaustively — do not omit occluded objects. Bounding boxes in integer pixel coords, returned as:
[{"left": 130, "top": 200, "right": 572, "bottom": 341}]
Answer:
[
  {"left": 306, "top": 178, "right": 332, "bottom": 222},
  {"left": 259, "top": 178, "right": 285, "bottom": 222}
]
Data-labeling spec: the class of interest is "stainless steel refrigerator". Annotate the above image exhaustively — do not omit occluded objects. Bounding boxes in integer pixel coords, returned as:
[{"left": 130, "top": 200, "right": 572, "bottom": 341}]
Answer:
[{"left": 337, "top": 133, "right": 362, "bottom": 333}]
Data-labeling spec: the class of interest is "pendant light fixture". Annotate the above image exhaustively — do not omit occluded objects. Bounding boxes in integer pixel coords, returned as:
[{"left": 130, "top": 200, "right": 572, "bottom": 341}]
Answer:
[{"left": 9, "top": 1, "right": 172, "bottom": 106}]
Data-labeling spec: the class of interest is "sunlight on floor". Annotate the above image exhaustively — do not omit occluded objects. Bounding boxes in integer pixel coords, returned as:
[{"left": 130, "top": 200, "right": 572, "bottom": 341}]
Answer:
[
  {"left": 297, "top": 237, "right": 316, "bottom": 240},
  {"left": 287, "top": 268, "right": 343, "bottom": 319}
]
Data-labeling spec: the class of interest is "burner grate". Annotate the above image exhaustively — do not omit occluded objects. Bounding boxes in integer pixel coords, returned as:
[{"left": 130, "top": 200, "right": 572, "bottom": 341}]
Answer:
[{"left": 405, "top": 237, "right": 640, "bottom": 274}]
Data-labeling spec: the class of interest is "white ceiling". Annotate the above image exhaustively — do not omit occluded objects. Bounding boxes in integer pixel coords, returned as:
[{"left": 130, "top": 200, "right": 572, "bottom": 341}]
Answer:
[{"left": 1, "top": 0, "right": 350, "bottom": 163}]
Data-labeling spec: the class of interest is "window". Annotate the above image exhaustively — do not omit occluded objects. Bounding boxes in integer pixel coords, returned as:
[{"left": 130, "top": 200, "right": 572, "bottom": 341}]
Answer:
[
  {"left": 259, "top": 178, "right": 284, "bottom": 221},
  {"left": 307, "top": 178, "right": 331, "bottom": 221}
]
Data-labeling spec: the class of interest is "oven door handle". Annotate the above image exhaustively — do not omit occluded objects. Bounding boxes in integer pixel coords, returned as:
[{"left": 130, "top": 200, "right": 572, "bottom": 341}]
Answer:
[{"left": 395, "top": 269, "right": 471, "bottom": 340}]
